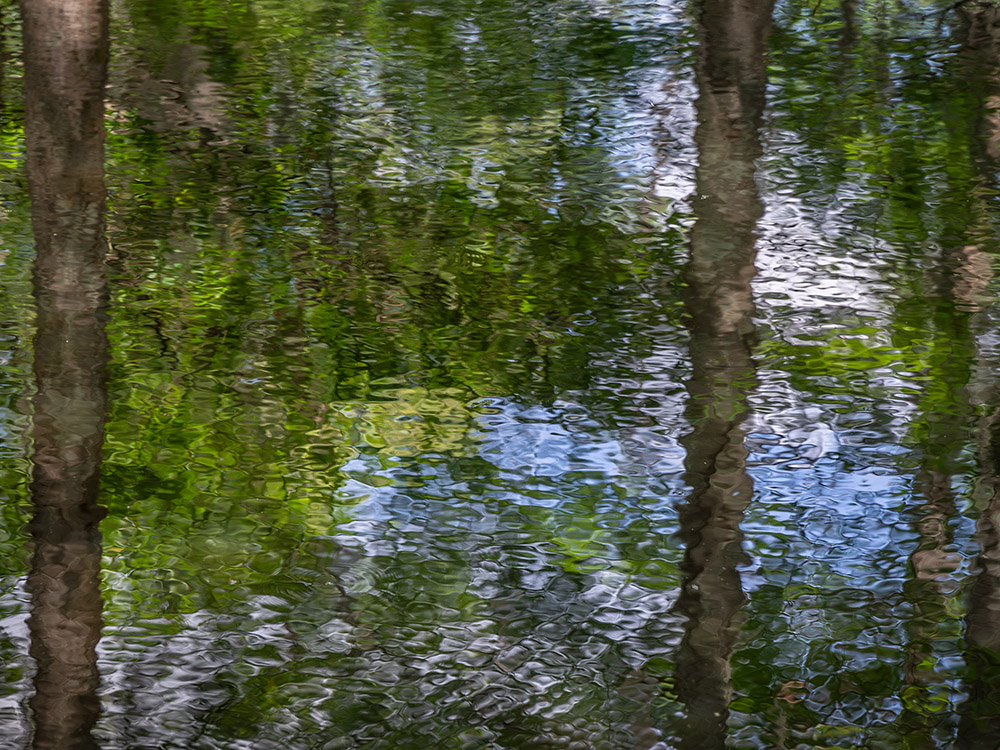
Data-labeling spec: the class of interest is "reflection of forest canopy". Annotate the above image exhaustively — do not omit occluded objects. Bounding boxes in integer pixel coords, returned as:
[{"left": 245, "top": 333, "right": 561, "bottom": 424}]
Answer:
[
  {"left": 97, "top": 0, "right": 695, "bottom": 578},
  {"left": 1, "top": 0, "right": 1000, "bottom": 746}
]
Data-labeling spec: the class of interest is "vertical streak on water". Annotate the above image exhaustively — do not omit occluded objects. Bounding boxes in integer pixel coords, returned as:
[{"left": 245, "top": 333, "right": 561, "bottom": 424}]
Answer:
[
  {"left": 20, "top": 1, "right": 109, "bottom": 748},
  {"left": 672, "top": 0, "right": 773, "bottom": 747},
  {"left": 839, "top": 0, "right": 857, "bottom": 54},
  {"left": 959, "top": 409, "right": 1000, "bottom": 747},
  {"left": 961, "top": 4, "right": 1000, "bottom": 165},
  {"left": 902, "top": 467, "right": 962, "bottom": 747},
  {"left": 945, "top": 7, "right": 1000, "bottom": 747},
  {"left": 898, "top": 123, "right": 989, "bottom": 740}
]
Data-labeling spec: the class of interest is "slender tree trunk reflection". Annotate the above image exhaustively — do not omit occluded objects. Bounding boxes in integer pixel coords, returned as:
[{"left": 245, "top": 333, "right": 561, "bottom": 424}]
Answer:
[
  {"left": 840, "top": 0, "right": 857, "bottom": 54},
  {"left": 961, "top": 4, "right": 1000, "bottom": 163},
  {"left": 943, "top": 8, "right": 1000, "bottom": 746},
  {"left": 901, "top": 469, "right": 961, "bottom": 747},
  {"left": 897, "top": 230, "right": 983, "bottom": 744},
  {"left": 957, "top": 410, "right": 1000, "bottom": 747},
  {"left": 672, "top": 1, "right": 772, "bottom": 747},
  {"left": 953, "top": 402, "right": 1000, "bottom": 746},
  {"left": 21, "top": 1, "right": 109, "bottom": 748}
]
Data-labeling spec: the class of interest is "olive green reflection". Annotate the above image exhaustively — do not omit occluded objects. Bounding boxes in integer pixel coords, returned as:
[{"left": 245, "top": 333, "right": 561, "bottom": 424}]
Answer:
[{"left": 2, "top": 0, "right": 1000, "bottom": 747}]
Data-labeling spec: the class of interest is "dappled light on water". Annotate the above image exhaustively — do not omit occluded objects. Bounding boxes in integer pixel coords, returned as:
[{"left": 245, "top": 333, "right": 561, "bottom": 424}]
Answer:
[{"left": 0, "top": 0, "right": 999, "bottom": 747}]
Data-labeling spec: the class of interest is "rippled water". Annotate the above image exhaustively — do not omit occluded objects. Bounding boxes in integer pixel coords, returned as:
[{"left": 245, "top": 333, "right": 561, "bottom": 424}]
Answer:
[{"left": 3, "top": 0, "right": 1000, "bottom": 747}]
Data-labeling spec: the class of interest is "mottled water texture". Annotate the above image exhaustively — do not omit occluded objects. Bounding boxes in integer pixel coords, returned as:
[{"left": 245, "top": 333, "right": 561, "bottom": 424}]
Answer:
[{"left": 1, "top": 0, "right": 1000, "bottom": 747}]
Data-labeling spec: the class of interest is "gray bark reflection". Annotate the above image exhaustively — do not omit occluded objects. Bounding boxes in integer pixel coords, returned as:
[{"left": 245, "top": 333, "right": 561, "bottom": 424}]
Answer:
[
  {"left": 673, "top": 0, "right": 772, "bottom": 746},
  {"left": 21, "top": 1, "right": 110, "bottom": 748},
  {"left": 952, "top": 7, "right": 1000, "bottom": 747}
]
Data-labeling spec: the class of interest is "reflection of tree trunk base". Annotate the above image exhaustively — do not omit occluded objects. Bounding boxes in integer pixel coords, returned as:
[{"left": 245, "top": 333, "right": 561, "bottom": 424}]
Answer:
[
  {"left": 958, "top": 555, "right": 1000, "bottom": 748},
  {"left": 618, "top": 669, "right": 663, "bottom": 750},
  {"left": 959, "top": 395, "right": 1000, "bottom": 747},
  {"left": 27, "top": 510, "right": 104, "bottom": 750},
  {"left": 957, "top": 647, "right": 1000, "bottom": 749}
]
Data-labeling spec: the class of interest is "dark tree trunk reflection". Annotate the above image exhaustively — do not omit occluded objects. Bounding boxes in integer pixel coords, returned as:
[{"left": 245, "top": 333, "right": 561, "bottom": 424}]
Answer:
[
  {"left": 21, "top": 1, "right": 110, "bottom": 748},
  {"left": 957, "top": 413, "right": 1000, "bottom": 748},
  {"left": 939, "top": 7, "right": 1000, "bottom": 747},
  {"left": 960, "top": 4, "right": 1000, "bottom": 165},
  {"left": 672, "top": 0, "right": 773, "bottom": 747}
]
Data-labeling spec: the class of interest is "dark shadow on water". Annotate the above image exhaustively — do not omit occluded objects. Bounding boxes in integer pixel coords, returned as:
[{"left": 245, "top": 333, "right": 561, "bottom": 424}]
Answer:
[
  {"left": 672, "top": 0, "right": 773, "bottom": 746},
  {"left": 20, "top": 1, "right": 110, "bottom": 748}
]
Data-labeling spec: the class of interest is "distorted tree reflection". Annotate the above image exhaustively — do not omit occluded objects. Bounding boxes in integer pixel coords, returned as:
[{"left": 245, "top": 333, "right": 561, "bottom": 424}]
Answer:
[
  {"left": 21, "top": 0, "right": 110, "bottom": 747},
  {"left": 896, "top": 14, "right": 994, "bottom": 728},
  {"left": 958, "top": 417, "right": 1000, "bottom": 746},
  {"left": 897, "top": 236, "right": 978, "bottom": 746},
  {"left": 673, "top": 0, "right": 773, "bottom": 746},
  {"left": 941, "top": 5, "right": 1000, "bottom": 746}
]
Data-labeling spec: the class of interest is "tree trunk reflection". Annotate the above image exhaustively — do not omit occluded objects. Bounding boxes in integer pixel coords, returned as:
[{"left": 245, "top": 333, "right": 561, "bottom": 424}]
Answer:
[
  {"left": 957, "top": 409, "right": 1000, "bottom": 747},
  {"left": 21, "top": 1, "right": 109, "bottom": 748},
  {"left": 898, "top": 219, "right": 982, "bottom": 744},
  {"left": 958, "top": 409, "right": 1000, "bottom": 747},
  {"left": 673, "top": 0, "right": 772, "bottom": 747},
  {"left": 941, "top": 7, "right": 1000, "bottom": 746}
]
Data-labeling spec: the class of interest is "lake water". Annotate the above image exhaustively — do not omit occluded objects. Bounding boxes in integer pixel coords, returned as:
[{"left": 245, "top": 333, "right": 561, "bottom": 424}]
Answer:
[{"left": 4, "top": 0, "right": 1000, "bottom": 747}]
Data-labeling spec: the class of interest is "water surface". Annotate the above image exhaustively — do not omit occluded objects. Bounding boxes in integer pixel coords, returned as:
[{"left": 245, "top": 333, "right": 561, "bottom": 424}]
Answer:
[{"left": 2, "top": 0, "right": 1000, "bottom": 747}]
